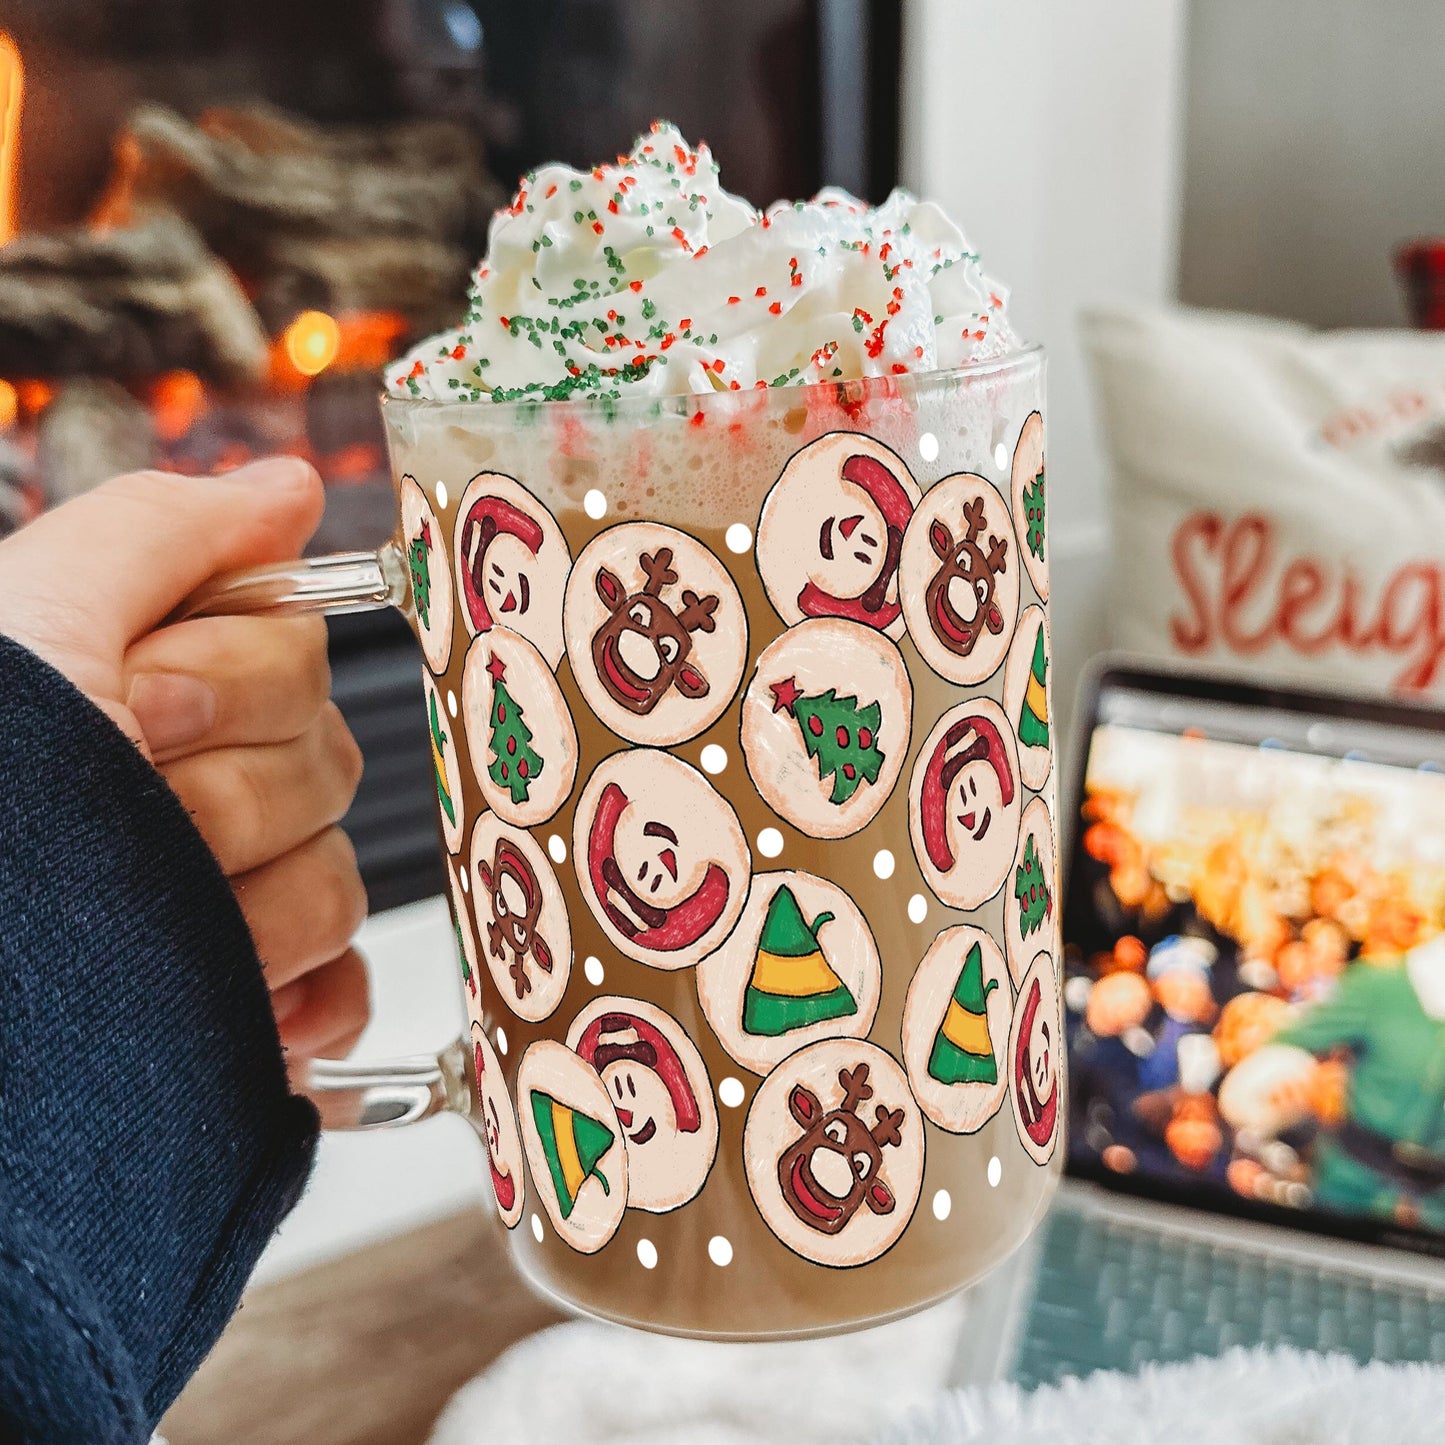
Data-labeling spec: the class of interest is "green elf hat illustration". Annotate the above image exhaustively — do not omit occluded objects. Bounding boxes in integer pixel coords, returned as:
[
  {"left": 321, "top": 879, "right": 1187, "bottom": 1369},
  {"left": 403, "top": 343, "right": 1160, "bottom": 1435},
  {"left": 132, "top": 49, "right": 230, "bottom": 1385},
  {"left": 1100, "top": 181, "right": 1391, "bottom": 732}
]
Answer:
[
  {"left": 928, "top": 942, "right": 999, "bottom": 1086},
  {"left": 742, "top": 885, "right": 857, "bottom": 1037},
  {"left": 1017, "top": 627, "right": 1049, "bottom": 750},
  {"left": 530, "top": 1090, "right": 614, "bottom": 1219}
]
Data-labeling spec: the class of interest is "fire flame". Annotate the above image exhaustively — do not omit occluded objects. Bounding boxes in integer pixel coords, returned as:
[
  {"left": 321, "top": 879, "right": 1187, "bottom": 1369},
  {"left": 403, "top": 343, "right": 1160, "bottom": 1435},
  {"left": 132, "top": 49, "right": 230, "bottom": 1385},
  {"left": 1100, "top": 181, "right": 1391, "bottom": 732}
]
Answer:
[
  {"left": 0, "top": 33, "right": 22, "bottom": 244},
  {"left": 284, "top": 309, "right": 342, "bottom": 377}
]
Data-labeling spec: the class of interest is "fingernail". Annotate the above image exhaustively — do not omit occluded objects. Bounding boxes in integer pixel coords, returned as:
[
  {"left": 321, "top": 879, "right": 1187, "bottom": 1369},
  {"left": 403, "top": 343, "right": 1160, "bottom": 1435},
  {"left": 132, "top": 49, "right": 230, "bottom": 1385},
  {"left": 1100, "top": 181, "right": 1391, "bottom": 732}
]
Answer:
[{"left": 127, "top": 672, "right": 218, "bottom": 756}]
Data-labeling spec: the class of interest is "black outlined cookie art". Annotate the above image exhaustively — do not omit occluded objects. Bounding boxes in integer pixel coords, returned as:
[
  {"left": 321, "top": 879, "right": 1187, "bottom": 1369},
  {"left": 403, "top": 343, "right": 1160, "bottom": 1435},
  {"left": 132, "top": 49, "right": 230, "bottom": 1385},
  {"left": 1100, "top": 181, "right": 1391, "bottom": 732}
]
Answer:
[
  {"left": 453, "top": 472, "right": 572, "bottom": 669},
  {"left": 908, "top": 697, "right": 1022, "bottom": 911},
  {"left": 423, "top": 672, "right": 465, "bottom": 855},
  {"left": 1002, "top": 605, "right": 1052, "bottom": 793},
  {"left": 755, "top": 432, "right": 920, "bottom": 639},
  {"left": 401, "top": 475, "right": 454, "bottom": 676},
  {"left": 563, "top": 523, "right": 748, "bottom": 747},
  {"left": 461, "top": 629, "right": 577, "bottom": 828},
  {"left": 518, "top": 1040, "right": 628, "bottom": 1254},
  {"left": 696, "top": 871, "right": 882, "bottom": 1076},
  {"left": 566, "top": 997, "right": 718, "bottom": 1214},
  {"left": 740, "top": 618, "right": 912, "bottom": 840},
  {"left": 902, "top": 926, "right": 1012, "bottom": 1135},
  {"left": 1006, "top": 798, "right": 1058, "bottom": 992},
  {"left": 1009, "top": 950, "right": 1063, "bottom": 1167},
  {"left": 1010, "top": 411, "right": 1048, "bottom": 603},
  {"left": 470, "top": 814, "right": 573, "bottom": 1023},
  {"left": 471, "top": 1020, "right": 526, "bottom": 1229},
  {"left": 573, "top": 748, "right": 751, "bottom": 970},
  {"left": 447, "top": 855, "right": 482, "bottom": 1017},
  {"left": 743, "top": 1039, "right": 924, "bottom": 1269},
  {"left": 899, "top": 473, "right": 1020, "bottom": 686}
]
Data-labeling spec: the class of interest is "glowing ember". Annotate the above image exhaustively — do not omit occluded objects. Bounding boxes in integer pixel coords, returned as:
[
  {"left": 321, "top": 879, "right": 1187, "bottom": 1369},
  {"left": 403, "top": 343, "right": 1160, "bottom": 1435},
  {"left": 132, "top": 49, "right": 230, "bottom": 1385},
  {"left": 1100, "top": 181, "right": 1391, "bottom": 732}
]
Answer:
[
  {"left": 0, "top": 34, "right": 20, "bottom": 245},
  {"left": 284, "top": 310, "right": 342, "bottom": 376},
  {"left": 0, "top": 378, "right": 15, "bottom": 429}
]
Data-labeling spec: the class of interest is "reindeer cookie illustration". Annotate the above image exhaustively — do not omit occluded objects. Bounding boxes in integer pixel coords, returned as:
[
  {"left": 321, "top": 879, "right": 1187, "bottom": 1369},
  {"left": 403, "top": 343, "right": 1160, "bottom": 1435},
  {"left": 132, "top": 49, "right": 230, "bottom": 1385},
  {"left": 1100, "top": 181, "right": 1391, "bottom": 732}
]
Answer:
[
  {"left": 901, "top": 474, "right": 1021, "bottom": 685},
  {"left": 744, "top": 1039, "right": 924, "bottom": 1267},
  {"left": 470, "top": 815, "right": 572, "bottom": 1022},
  {"left": 564, "top": 522, "right": 747, "bottom": 745}
]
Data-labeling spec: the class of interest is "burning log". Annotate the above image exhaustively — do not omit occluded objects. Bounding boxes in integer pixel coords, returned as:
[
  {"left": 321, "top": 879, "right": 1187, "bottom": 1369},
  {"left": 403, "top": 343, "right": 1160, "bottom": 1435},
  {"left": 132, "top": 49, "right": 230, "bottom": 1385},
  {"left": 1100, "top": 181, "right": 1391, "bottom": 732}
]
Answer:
[{"left": 36, "top": 379, "right": 155, "bottom": 503}]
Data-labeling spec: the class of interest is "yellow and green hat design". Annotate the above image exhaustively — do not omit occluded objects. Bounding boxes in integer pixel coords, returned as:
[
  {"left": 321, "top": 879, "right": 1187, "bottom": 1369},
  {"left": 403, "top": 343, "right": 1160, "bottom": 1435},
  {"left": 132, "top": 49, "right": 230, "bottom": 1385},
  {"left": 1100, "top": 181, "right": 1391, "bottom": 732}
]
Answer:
[
  {"left": 743, "top": 885, "right": 857, "bottom": 1038},
  {"left": 928, "top": 941, "right": 999, "bottom": 1086},
  {"left": 530, "top": 1090, "right": 614, "bottom": 1218}
]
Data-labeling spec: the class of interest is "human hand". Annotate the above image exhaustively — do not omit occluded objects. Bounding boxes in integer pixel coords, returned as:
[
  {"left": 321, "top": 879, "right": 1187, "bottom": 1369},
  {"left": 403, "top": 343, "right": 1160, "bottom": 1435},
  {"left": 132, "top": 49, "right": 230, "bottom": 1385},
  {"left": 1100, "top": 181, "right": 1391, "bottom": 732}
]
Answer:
[{"left": 0, "top": 460, "right": 370, "bottom": 1061}]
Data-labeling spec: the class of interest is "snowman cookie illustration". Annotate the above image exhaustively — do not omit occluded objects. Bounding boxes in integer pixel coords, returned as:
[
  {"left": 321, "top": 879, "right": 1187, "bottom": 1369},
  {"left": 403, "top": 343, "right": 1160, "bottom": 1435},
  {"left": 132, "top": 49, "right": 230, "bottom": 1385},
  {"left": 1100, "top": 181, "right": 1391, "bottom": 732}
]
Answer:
[
  {"left": 401, "top": 475, "right": 454, "bottom": 676},
  {"left": 470, "top": 814, "right": 573, "bottom": 1023},
  {"left": 902, "top": 926, "right": 1013, "bottom": 1134},
  {"left": 1002, "top": 605, "right": 1051, "bottom": 792},
  {"left": 909, "top": 698, "right": 1022, "bottom": 910},
  {"left": 518, "top": 1040, "right": 628, "bottom": 1253},
  {"left": 1009, "top": 950, "right": 1062, "bottom": 1166},
  {"left": 573, "top": 749, "right": 751, "bottom": 970},
  {"left": 1010, "top": 411, "right": 1048, "bottom": 603},
  {"left": 740, "top": 618, "right": 912, "bottom": 840},
  {"left": 462, "top": 629, "right": 577, "bottom": 828},
  {"left": 567, "top": 997, "right": 718, "bottom": 1214},
  {"left": 743, "top": 1039, "right": 924, "bottom": 1269},
  {"left": 899, "top": 473, "right": 1020, "bottom": 685},
  {"left": 453, "top": 472, "right": 572, "bottom": 669},
  {"left": 696, "top": 872, "right": 882, "bottom": 1076},
  {"left": 447, "top": 856, "right": 482, "bottom": 1013},
  {"left": 755, "top": 432, "right": 920, "bottom": 639},
  {"left": 471, "top": 1020, "right": 526, "bottom": 1229},
  {"left": 563, "top": 523, "right": 748, "bottom": 747},
  {"left": 423, "top": 672, "right": 465, "bottom": 854},
  {"left": 1006, "top": 798, "right": 1058, "bottom": 991}
]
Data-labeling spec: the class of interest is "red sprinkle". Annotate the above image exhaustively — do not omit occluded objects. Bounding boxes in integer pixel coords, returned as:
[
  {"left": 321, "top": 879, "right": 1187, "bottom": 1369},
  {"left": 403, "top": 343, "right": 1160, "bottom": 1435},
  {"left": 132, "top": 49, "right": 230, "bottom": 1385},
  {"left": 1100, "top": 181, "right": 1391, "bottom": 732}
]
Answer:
[
  {"left": 628, "top": 280, "right": 643, "bottom": 292},
  {"left": 451, "top": 344, "right": 467, "bottom": 360},
  {"left": 768, "top": 301, "right": 782, "bottom": 315},
  {"left": 689, "top": 409, "right": 706, "bottom": 428},
  {"left": 891, "top": 363, "right": 908, "bottom": 374},
  {"left": 727, "top": 296, "right": 740, "bottom": 305},
  {"left": 679, "top": 317, "right": 692, "bottom": 329},
  {"left": 756, "top": 286, "right": 768, "bottom": 297},
  {"left": 545, "top": 184, "right": 557, "bottom": 198},
  {"left": 710, "top": 358, "right": 725, "bottom": 372},
  {"left": 660, "top": 333, "right": 676, "bottom": 350},
  {"left": 592, "top": 221, "right": 605, "bottom": 235}
]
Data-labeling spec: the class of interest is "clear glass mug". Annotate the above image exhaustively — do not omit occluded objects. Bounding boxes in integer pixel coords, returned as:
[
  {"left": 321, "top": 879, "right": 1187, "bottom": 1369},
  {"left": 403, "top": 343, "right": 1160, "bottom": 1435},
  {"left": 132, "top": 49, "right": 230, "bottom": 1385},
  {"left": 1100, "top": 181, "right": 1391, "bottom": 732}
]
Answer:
[{"left": 186, "top": 349, "right": 1063, "bottom": 1339}]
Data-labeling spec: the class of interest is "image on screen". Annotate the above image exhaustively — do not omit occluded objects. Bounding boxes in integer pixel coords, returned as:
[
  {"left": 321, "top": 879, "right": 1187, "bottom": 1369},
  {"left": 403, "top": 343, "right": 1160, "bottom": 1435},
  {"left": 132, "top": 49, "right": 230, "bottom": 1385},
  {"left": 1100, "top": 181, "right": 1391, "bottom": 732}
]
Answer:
[{"left": 1064, "top": 685, "right": 1445, "bottom": 1239}]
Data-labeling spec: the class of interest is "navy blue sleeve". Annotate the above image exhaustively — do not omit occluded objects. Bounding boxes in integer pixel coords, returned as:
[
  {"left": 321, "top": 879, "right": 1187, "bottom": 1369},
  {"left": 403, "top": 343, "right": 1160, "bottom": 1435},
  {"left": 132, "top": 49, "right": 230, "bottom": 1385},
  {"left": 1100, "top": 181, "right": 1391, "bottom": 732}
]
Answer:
[{"left": 0, "top": 633, "right": 319, "bottom": 1444}]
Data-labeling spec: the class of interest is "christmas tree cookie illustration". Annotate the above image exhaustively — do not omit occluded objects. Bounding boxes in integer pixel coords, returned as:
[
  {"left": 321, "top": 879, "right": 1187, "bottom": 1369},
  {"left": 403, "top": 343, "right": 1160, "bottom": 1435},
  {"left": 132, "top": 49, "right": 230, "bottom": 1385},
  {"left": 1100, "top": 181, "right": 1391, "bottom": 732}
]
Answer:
[
  {"left": 903, "top": 925, "right": 1012, "bottom": 1133},
  {"left": 743, "top": 885, "right": 856, "bottom": 1037},
  {"left": 400, "top": 475, "right": 454, "bottom": 676},
  {"left": 741, "top": 618, "right": 912, "bottom": 840},
  {"left": 463, "top": 629, "right": 577, "bottom": 827},
  {"left": 1003, "top": 606, "right": 1052, "bottom": 791},
  {"left": 1014, "top": 835, "right": 1050, "bottom": 942},
  {"left": 1021, "top": 467, "right": 1045, "bottom": 563},
  {"left": 422, "top": 674, "right": 464, "bottom": 854},
  {"left": 1005, "top": 798, "right": 1059, "bottom": 990},
  {"left": 1010, "top": 411, "right": 1049, "bottom": 601},
  {"left": 530, "top": 1089, "right": 615, "bottom": 1219}
]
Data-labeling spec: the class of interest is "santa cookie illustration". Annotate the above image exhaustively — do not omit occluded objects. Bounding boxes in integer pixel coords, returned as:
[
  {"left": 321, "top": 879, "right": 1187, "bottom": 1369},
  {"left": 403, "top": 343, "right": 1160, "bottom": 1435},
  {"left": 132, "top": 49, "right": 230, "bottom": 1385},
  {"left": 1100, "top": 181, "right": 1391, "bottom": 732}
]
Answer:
[
  {"left": 1009, "top": 950, "right": 1062, "bottom": 1166},
  {"left": 755, "top": 432, "right": 921, "bottom": 639},
  {"left": 909, "top": 697, "right": 1022, "bottom": 910},
  {"left": 902, "top": 926, "right": 1013, "bottom": 1134},
  {"left": 567, "top": 997, "right": 719, "bottom": 1213},
  {"left": 453, "top": 472, "right": 572, "bottom": 669},
  {"left": 899, "top": 473, "right": 1021, "bottom": 685},
  {"left": 447, "top": 856, "right": 481, "bottom": 1013},
  {"left": 423, "top": 673, "right": 465, "bottom": 855},
  {"left": 461, "top": 629, "right": 578, "bottom": 828},
  {"left": 573, "top": 749, "right": 751, "bottom": 970},
  {"left": 518, "top": 1040, "right": 628, "bottom": 1253},
  {"left": 563, "top": 522, "right": 748, "bottom": 746},
  {"left": 696, "top": 871, "right": 882, "bottom": 1076},
  {"left": 1006, "top": 797, "right": 1058, "bottom": 990},
  {"left": 400, "top": 475, "right": 454, "bottom": 676},
  {"left": 743, "top": 1039, "right": 924, "bottom": 1268},
  {"left": 1002, "top": 605, "right": 1052, "bottom": 792},
  {"left": 469, "top": 814, "right": 572, "bottom": 1023},
  {"left": 740, "top": 618, "right": 912, "bottom": 840},
  {"left": 1009, "top": 411, "right": 1048, "bottom": 603},
  {"left": 471, "top": 1020, "right": 525, "bottom": 1229}
]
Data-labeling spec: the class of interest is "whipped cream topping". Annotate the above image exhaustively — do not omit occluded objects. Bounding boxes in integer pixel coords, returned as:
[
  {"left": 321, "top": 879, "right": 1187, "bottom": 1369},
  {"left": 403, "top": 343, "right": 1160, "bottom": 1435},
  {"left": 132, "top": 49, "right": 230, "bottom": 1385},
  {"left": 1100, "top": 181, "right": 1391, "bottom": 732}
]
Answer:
[{"left": 388, "top": 122, "right": 1018, "bottom": 403}]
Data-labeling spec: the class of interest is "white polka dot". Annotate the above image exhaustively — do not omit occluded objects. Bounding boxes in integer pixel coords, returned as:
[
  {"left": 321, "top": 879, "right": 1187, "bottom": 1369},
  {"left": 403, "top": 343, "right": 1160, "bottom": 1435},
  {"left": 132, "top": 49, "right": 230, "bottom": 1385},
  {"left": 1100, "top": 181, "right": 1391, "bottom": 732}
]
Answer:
[
  {"left": 708, "top": 1235, "right": 733, "bottom": 1267},
  {"left": 988, "top": 1155, "right": 1002, "bottom": 1188},
  {"left": 637, "top": 1238, "right": 658, "bottom": 1270},
  {"left": 495, "top": 1027, "right": 508, "bottom": 1056},
  {"left": 447, "top": 689, "right": 458, "bottom": 718},
  {"left": 757, "top": 827, "right": 784, "bottom": 859},
  {"left": 435, "top": 480, "right": 449, "bottom": 509},
  {"left": 584, "top": 955, "right": 605, "bottom": 986},
  {"left": 700, "top": 743, "right": 728, "bottom": 775},
  {"left": 531, "top": 1213, "right": 544, "bottom": 1242},
  {"left": 459, "top": 868, "right": 469, "bottom": 894},
  {"left": 584, "top": 488, "right": 607, "bottom": 520},
  {"left": 548, "top": 833, "right": 567, "bottom": 864},
  {"left": 907, "top": 893, "right": 928, "bottom": 924},
  {"left": 919, "top": 431, "right": 939, "bottom": 463},
  {"left": 994, "top": 442, "right": 1009, "bottom": 471},
  {"left": 718, "top": 1076, "right": 746, "bottom": 1109},
  {"left": 932, "top": 1188, "right": 952, "bottom": 1221},
  {"left": 725, "top": 522, "right": 752, "bottom": 554},
  {"left": 873, "top": 849, "right": 895, "bottom": 880}
]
